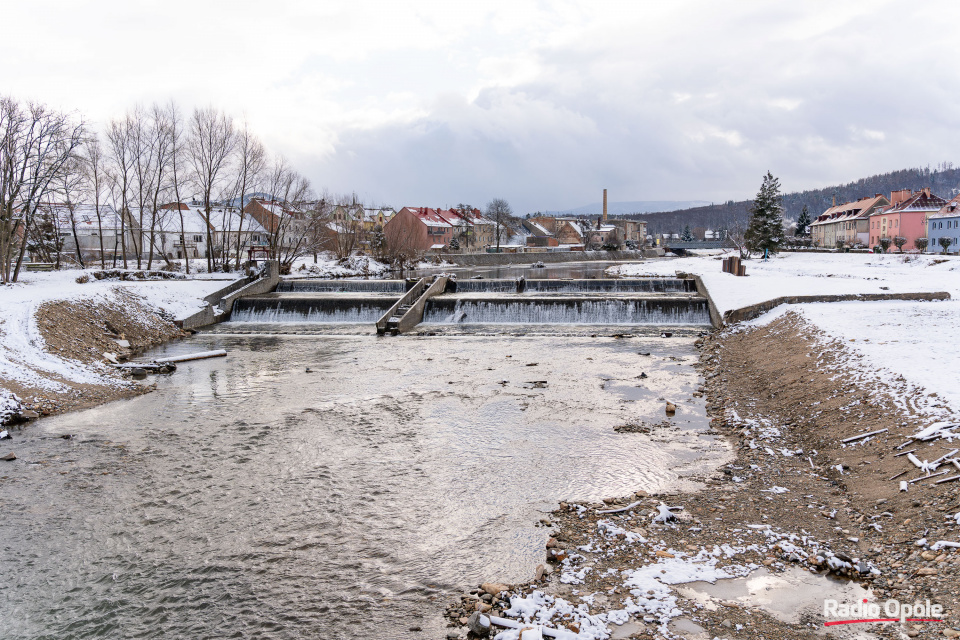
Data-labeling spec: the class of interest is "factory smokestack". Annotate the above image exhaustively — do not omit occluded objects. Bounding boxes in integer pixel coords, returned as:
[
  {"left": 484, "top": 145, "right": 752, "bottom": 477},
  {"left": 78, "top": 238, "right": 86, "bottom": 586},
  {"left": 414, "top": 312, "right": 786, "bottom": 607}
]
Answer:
[{"left": 603, "top": 189, "right": 608, "bottom": 223}]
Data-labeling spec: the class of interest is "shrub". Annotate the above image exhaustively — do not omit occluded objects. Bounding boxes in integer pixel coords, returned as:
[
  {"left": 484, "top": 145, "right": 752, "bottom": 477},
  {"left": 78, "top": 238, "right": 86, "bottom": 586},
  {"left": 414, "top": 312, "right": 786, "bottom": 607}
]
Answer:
[{"left": 75, "top": 274, "right": 90, "bottom": 284}]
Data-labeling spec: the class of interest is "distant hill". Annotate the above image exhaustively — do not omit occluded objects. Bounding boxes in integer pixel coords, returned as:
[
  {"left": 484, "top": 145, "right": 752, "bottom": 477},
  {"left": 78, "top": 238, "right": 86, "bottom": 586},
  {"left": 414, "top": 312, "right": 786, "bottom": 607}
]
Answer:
[
  {"left": 549, "top": 200, "right": 711, "bottom": 217},
  {"left": 628, "top": 163, "right": 960, "bottom": 235}
]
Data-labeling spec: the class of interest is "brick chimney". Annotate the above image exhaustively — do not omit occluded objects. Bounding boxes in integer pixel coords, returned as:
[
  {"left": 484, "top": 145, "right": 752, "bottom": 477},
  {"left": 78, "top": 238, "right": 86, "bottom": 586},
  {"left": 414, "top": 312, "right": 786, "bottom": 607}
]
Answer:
[{"left": 603, "top": 189, "right": 608, "bottom": 223}]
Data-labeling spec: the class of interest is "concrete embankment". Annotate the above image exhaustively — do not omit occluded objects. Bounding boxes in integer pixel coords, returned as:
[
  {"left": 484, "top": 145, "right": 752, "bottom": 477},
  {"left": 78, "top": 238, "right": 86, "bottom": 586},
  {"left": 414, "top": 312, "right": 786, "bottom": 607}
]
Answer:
[{"left": 438, "top": 249, "right": 661, "bottom": 267}]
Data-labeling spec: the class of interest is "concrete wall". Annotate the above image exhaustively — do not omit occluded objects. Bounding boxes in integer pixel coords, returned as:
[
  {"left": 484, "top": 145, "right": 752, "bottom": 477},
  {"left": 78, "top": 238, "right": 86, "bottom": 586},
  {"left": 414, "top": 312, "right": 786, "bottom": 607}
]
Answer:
[
  {"left": 438, "top": 249, "right": 659, "bottom": 267},
  {"left": 721, "top": 291, "right": 951, "bottom": 326},
  {"left": 177, "top": 261, "right": 280, "bottom": 330}
]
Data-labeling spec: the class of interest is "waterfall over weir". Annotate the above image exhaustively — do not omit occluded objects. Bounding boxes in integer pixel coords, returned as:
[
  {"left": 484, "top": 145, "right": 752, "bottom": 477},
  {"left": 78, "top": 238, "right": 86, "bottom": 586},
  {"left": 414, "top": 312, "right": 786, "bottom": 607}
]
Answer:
[
  {"left": 276, "top": 279, "right": 406, "bottom": 293},
  {"left": 422, "top": 296, "right": 710, "bottom": 325},
  {"left": 452, "top": 278, "right": 696, "bottom": 293},
  {"left": 230, "top": 277, "right": 712, "bottom": 326},
  {"left": 231, "top": 293, "right": 396, "bottom": 323}
]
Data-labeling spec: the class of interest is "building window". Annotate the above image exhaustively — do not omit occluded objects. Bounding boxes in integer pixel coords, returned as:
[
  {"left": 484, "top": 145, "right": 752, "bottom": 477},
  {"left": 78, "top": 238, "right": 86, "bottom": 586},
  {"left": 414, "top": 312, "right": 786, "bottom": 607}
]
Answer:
[{"left": 193, "top": 235, "right": 203, "bottom": 243}]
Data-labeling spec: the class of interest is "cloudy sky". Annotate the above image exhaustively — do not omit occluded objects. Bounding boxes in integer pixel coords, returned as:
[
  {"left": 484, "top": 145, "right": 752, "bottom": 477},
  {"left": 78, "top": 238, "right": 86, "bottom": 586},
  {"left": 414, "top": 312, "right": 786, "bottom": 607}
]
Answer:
[{"left": 4, "top": 0, "right": 960, "bottom": 213}]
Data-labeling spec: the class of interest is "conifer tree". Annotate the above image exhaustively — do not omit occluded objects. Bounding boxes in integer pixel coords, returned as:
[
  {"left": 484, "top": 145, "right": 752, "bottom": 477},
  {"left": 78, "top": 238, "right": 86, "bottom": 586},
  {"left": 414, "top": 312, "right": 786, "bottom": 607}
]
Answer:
[
  {"left": 745, "top": 171, "right": 786, "bottom": 255},
  {"left": 795, "top": 205, "right": 811, "bottom": 237},
  {"left": 681, "top": 225, "right": 694, "bottom": 242}
]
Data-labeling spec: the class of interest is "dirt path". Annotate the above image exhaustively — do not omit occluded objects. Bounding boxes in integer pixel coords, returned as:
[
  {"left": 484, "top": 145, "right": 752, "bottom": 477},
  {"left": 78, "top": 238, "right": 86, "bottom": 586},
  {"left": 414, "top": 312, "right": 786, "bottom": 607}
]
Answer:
[{"left": 446, "top": 313, "right": 960, "bottom": 640}]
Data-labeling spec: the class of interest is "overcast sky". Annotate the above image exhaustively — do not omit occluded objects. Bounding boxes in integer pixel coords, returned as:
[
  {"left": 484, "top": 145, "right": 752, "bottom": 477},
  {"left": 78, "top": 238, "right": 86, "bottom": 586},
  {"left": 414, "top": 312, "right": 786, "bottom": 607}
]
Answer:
[{"left": 4, "top": 0, "right": 960, "bottom": 213}]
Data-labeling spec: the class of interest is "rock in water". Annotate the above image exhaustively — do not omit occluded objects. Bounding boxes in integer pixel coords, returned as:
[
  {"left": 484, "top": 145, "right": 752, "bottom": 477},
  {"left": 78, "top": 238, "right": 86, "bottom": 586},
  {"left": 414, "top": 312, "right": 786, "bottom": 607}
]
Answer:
[
  {"left": 131, "top": 368, "right": 147, "bottom": 380},
  {"left": 665, "top": 402, "right": 676, "bottom": 415},
  {"left": 481, "top": 582, "right": 509, "bottom": 595},
  {"left": 467, "top": 611, "right": 491, "bottom": 637}
]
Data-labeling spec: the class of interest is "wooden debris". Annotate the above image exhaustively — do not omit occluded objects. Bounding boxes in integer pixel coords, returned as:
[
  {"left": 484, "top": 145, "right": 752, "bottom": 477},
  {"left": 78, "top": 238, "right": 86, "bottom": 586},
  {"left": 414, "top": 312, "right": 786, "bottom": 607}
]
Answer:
[
  {"left": 908, "top": 470, "right": 949, "bottom": 484},
  {"left": 935, "top": 475, "right": 960, "bottom": 484},
  {"left": 155, "top": 350, "right": 227, "bottom": 364},
  {"left": 894, "top": 448, "right": 916, "bottom": 457},
  {"left": 841, "top": 428, "right": 888, "bottom": 444}
]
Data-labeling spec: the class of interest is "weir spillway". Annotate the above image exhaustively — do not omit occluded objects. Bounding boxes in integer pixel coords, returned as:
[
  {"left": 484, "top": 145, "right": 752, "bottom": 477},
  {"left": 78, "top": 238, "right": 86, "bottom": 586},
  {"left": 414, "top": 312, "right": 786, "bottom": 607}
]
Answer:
[{"left": 230, "top": 277, "right": 711, "bottom": 327}]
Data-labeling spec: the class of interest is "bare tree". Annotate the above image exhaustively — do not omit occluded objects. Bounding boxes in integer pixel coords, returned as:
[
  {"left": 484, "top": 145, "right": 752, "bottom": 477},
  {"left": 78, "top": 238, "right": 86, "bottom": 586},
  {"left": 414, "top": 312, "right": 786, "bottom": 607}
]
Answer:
[
  {"left": 0, "top": 96, "right": 85, "bottom": 282},
  {"left": 485, "top": 197, "right": 514, "bottom": 252},
  {"left": 225, "top": 120, "right": 266, "bottom": 270},
  {"left": 82, "top": 134, "right": 109, "bottom": 267},
  {"left": 187, "top": 107, "right": 236, "bottom": 272},
  {"left": 105, "top": 114, "right": 135, "bottom": 268},
  {"left": 892, "top": 236, "right": 907, "bottom": 253},
  {"left": 167, "top": 101, "right": 190, "bottom": 273},
  {"left": 915, "top": 237, "right": 929, "bottom": 253}
]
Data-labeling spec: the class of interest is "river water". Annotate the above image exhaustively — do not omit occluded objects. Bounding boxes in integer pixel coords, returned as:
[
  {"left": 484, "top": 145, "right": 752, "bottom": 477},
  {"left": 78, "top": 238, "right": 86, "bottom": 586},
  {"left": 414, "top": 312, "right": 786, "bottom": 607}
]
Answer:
[{"left": 0, "top": 325, "right": 726, "bottom": 639}]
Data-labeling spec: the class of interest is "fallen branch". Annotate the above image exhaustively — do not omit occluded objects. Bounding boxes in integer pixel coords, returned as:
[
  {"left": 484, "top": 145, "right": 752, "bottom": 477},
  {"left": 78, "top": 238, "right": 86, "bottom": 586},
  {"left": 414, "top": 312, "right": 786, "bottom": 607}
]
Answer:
[
  {"left": 894, "top": 448, "right": 916, "bottom": 458},
  {"left": 931, "top": 541, "right": 960, "bottom": 551},
  {"left": 935, "top": 475, "right": 960, "bottom": 485},
  {"left": 155, "top": 350, "right": 227, "bottom": 364},
  {"left": 908, "top": 470, "right": 949, "bottom": 484},
  {"left": 597, "top": 500, "right": 643, "bottom": 514},
  {"left": 487, "top": 614, "right": 576, "bottom": 639},
  {"left": 841, "top": 428, "right": 887, "bottom": 444},
  {"left": 889, "top": 470, "right": 909, "bottom": 481}
]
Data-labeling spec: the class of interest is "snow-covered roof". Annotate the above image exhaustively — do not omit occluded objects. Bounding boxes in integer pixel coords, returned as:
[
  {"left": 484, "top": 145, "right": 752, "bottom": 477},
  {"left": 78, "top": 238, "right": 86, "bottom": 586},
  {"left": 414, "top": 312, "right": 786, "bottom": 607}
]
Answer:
[{"left": 929, "top": 194, "right": 960, "bottom": 220}]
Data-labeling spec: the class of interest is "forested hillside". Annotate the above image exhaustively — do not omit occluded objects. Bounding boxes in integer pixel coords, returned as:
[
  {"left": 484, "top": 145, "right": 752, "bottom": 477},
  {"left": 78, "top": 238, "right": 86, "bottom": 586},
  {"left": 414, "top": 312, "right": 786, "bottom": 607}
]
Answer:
[{"left": 630, "top": 164, "right": 960, "bottom": 235}]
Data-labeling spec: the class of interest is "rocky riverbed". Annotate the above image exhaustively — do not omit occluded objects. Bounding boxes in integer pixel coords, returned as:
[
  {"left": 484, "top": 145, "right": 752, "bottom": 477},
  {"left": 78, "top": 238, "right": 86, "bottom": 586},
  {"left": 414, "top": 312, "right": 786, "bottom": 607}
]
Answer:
[{"left": 445, "top": 312, "right": 960, "bottom": 640}]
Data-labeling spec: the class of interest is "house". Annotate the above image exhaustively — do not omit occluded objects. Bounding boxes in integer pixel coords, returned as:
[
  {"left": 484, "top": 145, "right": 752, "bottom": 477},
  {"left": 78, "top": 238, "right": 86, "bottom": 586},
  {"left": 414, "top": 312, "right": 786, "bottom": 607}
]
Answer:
[
  {"left": 243, "top": 198, "right": 309, "bottom": 257},
  {"left": 555, "top": 218, "right": 588, "bottom": 247},
  {"left": 606, "top": 219, "right": 647, "bottom": 246},
  {"left": 42, "top": 202, "right": 132, "bottom": 262},
  {"left": 810, "top": 194, "right": 889, "bottom": 248},
  {"left": 928, "top": 194, "right": 960, "bottom": 254},
  {"left": 868, "top": 188, "right": 947, "bottom": 251},
  {"left": 442, "top": 207, "right": 496, "bottom": 250},
  {"left": 384, "top": 207, "right": 455, "bottom": 253},
  {"left": 155, "top": 203, "right": 273, "bottom": 261}
]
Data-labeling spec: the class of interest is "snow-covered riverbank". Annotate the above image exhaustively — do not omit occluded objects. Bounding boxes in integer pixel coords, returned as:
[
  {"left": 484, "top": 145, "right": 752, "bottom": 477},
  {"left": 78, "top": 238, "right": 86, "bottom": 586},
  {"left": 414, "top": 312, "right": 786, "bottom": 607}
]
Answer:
[
  {"left": 0, "top": 269, "right": 237, "bottom": 423},
  {"left": 612, "top": 251, "right": 960, "bottom": 415}
]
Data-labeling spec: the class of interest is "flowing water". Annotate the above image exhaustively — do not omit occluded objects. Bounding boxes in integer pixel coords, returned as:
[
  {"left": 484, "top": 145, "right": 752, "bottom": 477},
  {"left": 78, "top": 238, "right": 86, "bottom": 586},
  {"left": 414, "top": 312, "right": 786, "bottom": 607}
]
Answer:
[{"left": 0, "top": 324, "right": 726, "bottom": 639}]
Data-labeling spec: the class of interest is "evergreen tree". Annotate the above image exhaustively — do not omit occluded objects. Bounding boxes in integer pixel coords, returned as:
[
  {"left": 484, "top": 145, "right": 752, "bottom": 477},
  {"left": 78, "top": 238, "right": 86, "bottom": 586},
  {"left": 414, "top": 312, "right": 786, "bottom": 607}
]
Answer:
[
  {"left": 745, "top": 171, "right": 786, "bottom": 255},
  {"left": 681, "top": 225, "right": 694, "bottom": 242},
  {"left": 795, "top": 205, "right": 811, "bottom": 237}
]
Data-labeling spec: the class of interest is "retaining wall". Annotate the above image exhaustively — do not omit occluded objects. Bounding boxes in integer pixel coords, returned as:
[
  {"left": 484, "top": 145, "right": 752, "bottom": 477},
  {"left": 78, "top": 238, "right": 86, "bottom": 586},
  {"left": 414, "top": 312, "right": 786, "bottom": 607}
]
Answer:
[
  {"left": 722, "top": 291, "right": 951, "bottom": 326},
  {"left": 437, "top": 249, "right": 661, "bottom": 267},
  {"left": 176, "top": 261, "right": 280, "bottom": 330}
]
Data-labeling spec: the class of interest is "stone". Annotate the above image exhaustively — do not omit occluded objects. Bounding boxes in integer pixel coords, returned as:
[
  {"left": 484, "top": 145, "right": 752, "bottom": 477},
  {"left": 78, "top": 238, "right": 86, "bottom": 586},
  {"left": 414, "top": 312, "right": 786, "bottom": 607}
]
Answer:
[
  {"left": 944, "top": 629, "right": 960, "bottom": 639},
  {"left": 655, "top": 550, "right": 675, "bottom": 558},
  {"left": 447, "top": 631, "right": 461, "bottom": 640},
  {"left": 20, "top": 410, "right": 39, "bottom": 419},
  {"left": 921, "top": 551, "right": 938, "bottom": 561},
  {"left": 114, "top": 339, "right": 131, "bottom": 348},
  {"left": 467, "top": 611, "right": 491, "bottom": 637},
  {"left": 535, "top": 564, "right": 545, "bottom": 580},
  {"left": 917, "top": 567, "right": 938, "bottom": 576},
  {"left": 1, "top": 452, "right": 15, "bottom": 461},
  {"left": 103, "top": 352, "right": 118, "bottom": 364},
  {"left": 481, "top": 582, "right": 509, "bottom": 596},
  {"left": 131, "top": 368, "right": 147, "bottom": 380},
  {"left": 721, "top": 619, "right": 733, "bottom": 628},
  {"left": 665, "top": 402, "right": 676, "bottom": 416},
  {"left": 546, "top": 537, "right": 558, "bottom": 549}
]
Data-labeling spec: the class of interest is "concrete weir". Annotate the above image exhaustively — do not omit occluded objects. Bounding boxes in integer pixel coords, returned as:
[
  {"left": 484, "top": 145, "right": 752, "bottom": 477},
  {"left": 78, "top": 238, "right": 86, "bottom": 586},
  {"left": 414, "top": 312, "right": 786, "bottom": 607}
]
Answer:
[{"left": 228, "top": 275, "right": 712, "bottom": 331}]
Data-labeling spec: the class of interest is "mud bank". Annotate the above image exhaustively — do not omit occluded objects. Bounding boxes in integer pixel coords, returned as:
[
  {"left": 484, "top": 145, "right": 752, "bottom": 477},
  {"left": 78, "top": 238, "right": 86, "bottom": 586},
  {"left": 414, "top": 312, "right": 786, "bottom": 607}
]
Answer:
[
  {"left": 446, "top": 313, "right": 960, "bottom": 640},
  {"left": 1, "top": 290, "right": 188, "bottom": 423}
]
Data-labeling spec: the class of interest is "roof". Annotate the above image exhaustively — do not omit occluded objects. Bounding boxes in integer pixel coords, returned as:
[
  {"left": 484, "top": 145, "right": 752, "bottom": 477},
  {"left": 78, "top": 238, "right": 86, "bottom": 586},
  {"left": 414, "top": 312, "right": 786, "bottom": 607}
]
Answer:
[
  {"left": 811, "top": 194, "right": 888, "bottom": 227},
  {"left": 874, "top": 190, "right": 948, "bottom": 215},
  {"left": 929, "top": 194, "right": 960, "bottom": 220}
]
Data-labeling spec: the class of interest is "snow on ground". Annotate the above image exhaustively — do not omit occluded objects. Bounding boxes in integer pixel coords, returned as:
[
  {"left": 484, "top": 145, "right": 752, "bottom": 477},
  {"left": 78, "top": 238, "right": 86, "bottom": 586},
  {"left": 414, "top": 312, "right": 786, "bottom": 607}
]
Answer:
[
  {"left": 0, "top": 269, "right": 234, "bottom": 391},
  {"left": 614, "top": 251, "right": 960, "bottom": 416},
  {"left": 289, "top": 253, "right": 390, "bottom": 278},
  {"left": 748, "top": 299, "right": 960, "bottom": 417},
  {"left": 611, "top": 251, "right": 960, "bottom": 314}
]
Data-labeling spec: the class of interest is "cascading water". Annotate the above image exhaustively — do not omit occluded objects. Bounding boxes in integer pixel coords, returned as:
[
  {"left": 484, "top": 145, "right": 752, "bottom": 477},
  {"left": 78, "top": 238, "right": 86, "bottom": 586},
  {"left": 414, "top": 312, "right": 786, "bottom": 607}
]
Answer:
[
  {"left": 423, "top": 297, "right": 710, "bottom": 325},
  {"left": 276, "top": 280, "right": 406, "bottom": 293},
  {"left": 450, "top": 278, "right": 696, "bottom": 293},
  {"left": 231, "top": 295, "right": 395, "bottom": 323}
]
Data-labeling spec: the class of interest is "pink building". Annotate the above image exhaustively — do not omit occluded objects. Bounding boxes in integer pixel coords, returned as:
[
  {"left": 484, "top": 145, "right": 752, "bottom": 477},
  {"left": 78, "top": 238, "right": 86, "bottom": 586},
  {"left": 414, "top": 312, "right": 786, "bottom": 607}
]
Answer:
[{"left": 867, "top": 188, "right": 947, "bottom": 251}]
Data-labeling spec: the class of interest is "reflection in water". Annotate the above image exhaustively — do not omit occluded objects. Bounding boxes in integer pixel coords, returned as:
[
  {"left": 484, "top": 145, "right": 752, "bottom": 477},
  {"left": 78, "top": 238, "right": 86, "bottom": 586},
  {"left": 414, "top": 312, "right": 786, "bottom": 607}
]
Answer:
[{"left": 0, "top": 330, "right": 727, "bottom": 639}]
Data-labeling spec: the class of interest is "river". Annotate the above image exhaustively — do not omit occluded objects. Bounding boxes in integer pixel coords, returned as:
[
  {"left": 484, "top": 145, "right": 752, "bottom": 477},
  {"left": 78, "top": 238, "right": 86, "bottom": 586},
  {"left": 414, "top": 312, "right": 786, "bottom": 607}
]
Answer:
[{"left": 0, "top": 324, "right": 726, "bottom": 639}]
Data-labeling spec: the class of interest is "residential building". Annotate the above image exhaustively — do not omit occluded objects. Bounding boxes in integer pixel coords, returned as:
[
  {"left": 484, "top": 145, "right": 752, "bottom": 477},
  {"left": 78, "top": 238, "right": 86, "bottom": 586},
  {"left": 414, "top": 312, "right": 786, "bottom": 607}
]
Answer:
[
  {"left": 810, "top": 194, "right": 889, "bottom": 248},
  {"left": 384, "top": 207, "right": 454, "bottom": 253},
  {"left": 928, "top": 194, "right": 960, "bottom": 254},
  {"left": 868, "top": 188, "right": 947, "bottom": 251}
]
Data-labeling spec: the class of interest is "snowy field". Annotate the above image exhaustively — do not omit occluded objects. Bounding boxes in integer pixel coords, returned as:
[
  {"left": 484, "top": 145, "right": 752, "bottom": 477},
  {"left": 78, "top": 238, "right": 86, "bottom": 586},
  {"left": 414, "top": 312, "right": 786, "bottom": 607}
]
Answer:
[
  {"left": 613, "top": 251, "right": 960, "bottom": 415},
  {"left": 0, "top": 269, "right": 235, "bottom": 393}
]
